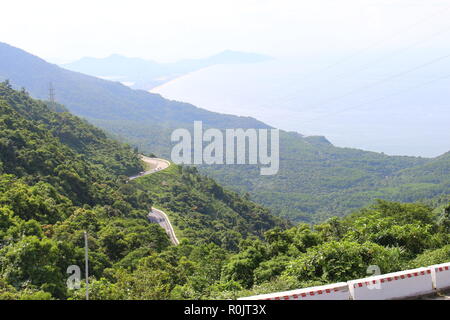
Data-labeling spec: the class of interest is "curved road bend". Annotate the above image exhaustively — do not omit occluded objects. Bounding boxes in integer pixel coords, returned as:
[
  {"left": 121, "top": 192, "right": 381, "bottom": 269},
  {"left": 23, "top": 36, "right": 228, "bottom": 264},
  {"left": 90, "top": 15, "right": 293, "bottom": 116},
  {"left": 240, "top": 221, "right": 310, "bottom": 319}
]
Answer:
[
  {"left": 129, "top": 155, "right": 179, "bottom": 245},
  {"left": 148, "top": 207, "right": 180, "bottom": 245},
  {"left": 129, "top": 155, "right": 170, "bottom": 180}
]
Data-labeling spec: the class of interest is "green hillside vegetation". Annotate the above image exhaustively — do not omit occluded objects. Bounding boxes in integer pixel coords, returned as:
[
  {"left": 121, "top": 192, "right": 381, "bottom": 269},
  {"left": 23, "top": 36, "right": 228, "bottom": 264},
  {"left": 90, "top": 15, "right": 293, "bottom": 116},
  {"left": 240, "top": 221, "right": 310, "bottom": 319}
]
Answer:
[
  {"left": 131, "top": 164, "right": 289, "bottom": 250},
  {"left": 0, "top": 83, "right": 449, "bottom": 300},
  {"left": 0, "top": 83, "right": 287, "bottom": 299},
  {"left": 200, "top": 131, "right": 437, "bottom": 222},
  {"left": 66, "top": 200, "right": 450, "bottom": 300},
  {"left": 209, "top": 200, "right": 450, "bottom": 299}
]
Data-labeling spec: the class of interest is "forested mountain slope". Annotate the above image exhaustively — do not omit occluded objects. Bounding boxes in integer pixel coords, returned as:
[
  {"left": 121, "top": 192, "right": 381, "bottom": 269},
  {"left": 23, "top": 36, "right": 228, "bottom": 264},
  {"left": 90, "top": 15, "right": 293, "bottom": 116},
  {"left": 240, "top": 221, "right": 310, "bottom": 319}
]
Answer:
[
  {"left": 0, "top": 42, "right": 269, "bottom": 155},
  {"left": 0, "top": 83, "right": 287, "bottom": 299},
  {"left": 201, "top": 131, "right": 432, "bottom": 222},
  {"left": 2, "top": 41, "right": 450, "bottom": 223},
  {"left": 131, "top": 164, "right": 289, "bottom": 249}
]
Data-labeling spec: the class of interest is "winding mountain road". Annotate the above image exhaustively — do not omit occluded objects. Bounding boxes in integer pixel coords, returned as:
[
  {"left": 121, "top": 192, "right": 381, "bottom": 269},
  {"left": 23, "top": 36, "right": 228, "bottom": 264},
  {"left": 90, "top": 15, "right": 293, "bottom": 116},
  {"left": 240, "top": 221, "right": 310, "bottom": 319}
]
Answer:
[
  {"left": 148, "top": 207, "right": 180, "bottom": 245},
  {"left": 129, "top": 155, "right": 171, "bottom": 180},
  {"left": 130, "top": 155, "right": 179, "bottom": 245}
]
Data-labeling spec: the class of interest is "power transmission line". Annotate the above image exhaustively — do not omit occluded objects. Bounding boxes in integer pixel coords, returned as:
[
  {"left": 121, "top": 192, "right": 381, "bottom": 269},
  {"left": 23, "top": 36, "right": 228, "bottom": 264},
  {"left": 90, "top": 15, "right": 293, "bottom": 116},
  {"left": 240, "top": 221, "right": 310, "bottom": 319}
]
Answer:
[
  {"left": 48, "top": 82, "right": 56, "bottom": 109},
  {"left": 299, "top": 6, "right": 450, "bottom": 80},
  {"left": 296, "top": 51, "right": 450, "bottom": 111},
  {"left": 275, "top": 23, "right": 450, "bottom": 103},
  {"left": 84, "top": 231, "right": 89, "bottom": 301},
  {"left": 259, "top": 6, "right": 450, "bottom": 107},
  {"left": 298, "top": 72, "right": 450, "bottom": 125}
]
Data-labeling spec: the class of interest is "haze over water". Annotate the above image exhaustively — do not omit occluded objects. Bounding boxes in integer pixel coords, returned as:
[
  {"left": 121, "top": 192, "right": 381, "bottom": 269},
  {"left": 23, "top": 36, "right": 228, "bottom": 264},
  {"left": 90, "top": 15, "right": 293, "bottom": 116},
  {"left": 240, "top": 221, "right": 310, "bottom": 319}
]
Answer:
[{"left": 152, "top": 55, "right": 450, "bottom": 158}]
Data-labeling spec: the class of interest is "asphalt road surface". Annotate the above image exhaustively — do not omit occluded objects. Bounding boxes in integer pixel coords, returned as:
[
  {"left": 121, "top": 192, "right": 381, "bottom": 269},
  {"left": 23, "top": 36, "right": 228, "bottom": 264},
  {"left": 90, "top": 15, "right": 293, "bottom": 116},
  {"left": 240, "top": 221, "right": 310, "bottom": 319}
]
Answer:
[
  {"left": 129, "top": 156, "right": 170, "bottom": 180},
  {"left": 129, "top": 156, "right": 179, "bottom": 245},
  {"left": 148, "top": 207, "right": 180, "bottom": 245}
]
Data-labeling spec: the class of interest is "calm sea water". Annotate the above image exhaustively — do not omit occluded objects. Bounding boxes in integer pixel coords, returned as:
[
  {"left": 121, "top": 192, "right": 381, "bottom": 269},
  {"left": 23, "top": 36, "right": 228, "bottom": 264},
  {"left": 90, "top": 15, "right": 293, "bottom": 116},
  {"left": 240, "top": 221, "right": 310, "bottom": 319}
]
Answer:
[{"left": 151, "top": 56, "right": 450, "bottom": 158}]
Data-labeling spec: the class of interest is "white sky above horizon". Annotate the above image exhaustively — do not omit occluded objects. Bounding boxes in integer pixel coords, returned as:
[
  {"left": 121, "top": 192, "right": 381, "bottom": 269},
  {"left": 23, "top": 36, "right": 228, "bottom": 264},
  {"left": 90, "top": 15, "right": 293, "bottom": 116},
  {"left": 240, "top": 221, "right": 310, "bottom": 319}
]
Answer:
[{"left": 1, "top": 0, "right": 449, "bottom": 64}]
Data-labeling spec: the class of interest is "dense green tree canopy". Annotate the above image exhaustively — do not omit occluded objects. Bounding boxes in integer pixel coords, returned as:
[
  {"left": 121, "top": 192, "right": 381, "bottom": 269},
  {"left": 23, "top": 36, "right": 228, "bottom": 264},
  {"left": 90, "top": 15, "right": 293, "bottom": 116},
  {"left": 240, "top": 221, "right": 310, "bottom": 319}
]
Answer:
[{"left": 0, "top": 83, "right": 448, "bottom": 300}]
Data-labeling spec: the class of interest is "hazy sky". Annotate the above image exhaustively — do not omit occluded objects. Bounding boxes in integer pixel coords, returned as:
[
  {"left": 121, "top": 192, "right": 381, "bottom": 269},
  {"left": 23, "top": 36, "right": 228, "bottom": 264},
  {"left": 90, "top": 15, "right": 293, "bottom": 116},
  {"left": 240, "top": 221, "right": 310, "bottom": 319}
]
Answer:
[{"left": 1, "top": 0, "right": 449, "bottom": 63}]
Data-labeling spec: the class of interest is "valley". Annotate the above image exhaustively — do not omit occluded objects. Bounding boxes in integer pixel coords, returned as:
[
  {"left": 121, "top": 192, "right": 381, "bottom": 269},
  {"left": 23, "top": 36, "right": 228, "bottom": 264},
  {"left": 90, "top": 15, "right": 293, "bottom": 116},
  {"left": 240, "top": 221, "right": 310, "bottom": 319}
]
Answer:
[
  {"left": 2, "top": 42, "right": 450, "bottom": 223},
  {"left": 1, "top": 0, "right": 450, "bottom": 305}
]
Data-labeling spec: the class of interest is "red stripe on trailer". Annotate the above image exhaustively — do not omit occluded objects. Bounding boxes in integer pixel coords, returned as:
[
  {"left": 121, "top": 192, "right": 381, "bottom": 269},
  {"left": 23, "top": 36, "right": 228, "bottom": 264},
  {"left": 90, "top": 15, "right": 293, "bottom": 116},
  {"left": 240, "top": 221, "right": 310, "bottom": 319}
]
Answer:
[{"left": 264, "top": 286, "right": 341, "bottom": 300}]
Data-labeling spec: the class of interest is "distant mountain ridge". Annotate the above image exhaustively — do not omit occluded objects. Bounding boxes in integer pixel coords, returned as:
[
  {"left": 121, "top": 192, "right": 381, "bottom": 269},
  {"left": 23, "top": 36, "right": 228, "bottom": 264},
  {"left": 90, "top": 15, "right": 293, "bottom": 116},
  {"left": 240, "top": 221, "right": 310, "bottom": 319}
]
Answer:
[
  {"left": 61, "top": 50, "right": 272, "bottom": 90},
  {"left": 0, "top": 41, "right": 268, "bottom": 129}
]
